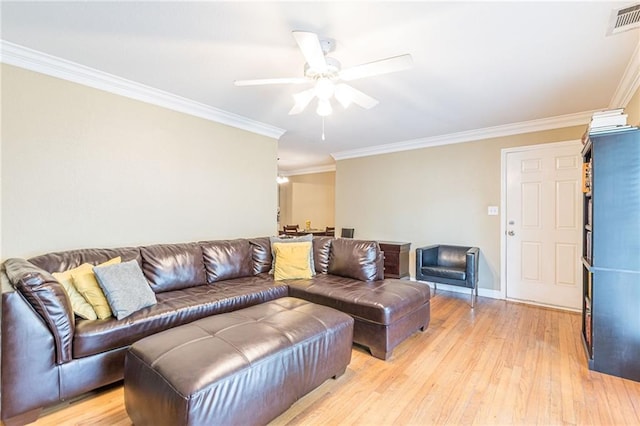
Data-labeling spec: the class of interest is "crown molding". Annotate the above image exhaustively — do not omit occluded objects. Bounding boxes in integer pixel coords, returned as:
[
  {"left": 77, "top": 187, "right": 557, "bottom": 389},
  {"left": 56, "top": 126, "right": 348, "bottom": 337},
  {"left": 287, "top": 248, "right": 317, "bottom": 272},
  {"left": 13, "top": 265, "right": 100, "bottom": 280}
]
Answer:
[
  {"left": 609, "top": 41, "right": 640, "bottom": 109},
  {"left": 0, "top": 40, "right": 286, "bottom": 140},
  {"left": 331, "top": 110, "right": 595, "bottom": 161},
  {"left": 281, "top": 164, "right": 336, "bottom": 176}
]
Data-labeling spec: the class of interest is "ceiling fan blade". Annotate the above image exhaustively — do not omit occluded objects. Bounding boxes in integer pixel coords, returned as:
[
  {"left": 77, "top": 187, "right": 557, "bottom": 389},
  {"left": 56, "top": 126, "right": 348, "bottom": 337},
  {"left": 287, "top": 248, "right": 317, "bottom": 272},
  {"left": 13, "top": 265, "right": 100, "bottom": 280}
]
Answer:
[
  {"left": 234, "top": 77, "right": 308, "bottom": 86},
  {"left": 288, "top": 88, "right": 316, "bottom": 115},
  {"left": 339, "top": 54, "right": 413, "bottom": 81},
  {"left": 292, "top": 31, "right": 328, "bottom": 73},
  {"left": 335, "top": 84, "right": 379, "bottom": 109}
]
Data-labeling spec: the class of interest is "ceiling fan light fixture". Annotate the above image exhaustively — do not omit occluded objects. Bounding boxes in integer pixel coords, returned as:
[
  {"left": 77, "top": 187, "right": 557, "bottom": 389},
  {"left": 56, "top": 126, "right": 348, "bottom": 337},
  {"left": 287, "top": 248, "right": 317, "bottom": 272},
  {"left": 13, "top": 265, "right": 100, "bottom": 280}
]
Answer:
[
  {"left": 334, "top": 83, "right": 353, "bottom": 109},
  {"left": 314, "top": 77, "right": 335, "bottom": 100},
  {"left": 317, "top": 99, "right": 332, "bottom": 116},
  {"left": 289, "top": 88, "right": 316, "bottom": 115},
  {"left": 293, "top": 89, "right": 313, "bottom": 104}
]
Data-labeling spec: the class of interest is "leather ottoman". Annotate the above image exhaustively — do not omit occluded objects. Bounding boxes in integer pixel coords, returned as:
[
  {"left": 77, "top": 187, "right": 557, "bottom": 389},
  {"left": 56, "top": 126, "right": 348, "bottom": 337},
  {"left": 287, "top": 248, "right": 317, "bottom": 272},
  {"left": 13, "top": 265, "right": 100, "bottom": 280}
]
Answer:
[{"left": 124, "top": 297, "right": 353, "bottom": 426}]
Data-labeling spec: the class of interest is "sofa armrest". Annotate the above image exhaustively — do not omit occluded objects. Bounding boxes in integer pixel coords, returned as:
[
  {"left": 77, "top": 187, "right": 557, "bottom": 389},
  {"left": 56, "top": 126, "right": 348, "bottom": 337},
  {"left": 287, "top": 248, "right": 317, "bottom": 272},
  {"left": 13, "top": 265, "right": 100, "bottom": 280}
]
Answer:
[
  {"left": 3, "top": 258, "right": 74, "bottom": 364},
  {"left": 415, "top": 245, "right": 439, "bottom": 268},
  {"left": 465, "top": 247, "right": 480, "bottom": 288},
  {"left": 2, "top": 268, "right": 61, "bottom": 422}
]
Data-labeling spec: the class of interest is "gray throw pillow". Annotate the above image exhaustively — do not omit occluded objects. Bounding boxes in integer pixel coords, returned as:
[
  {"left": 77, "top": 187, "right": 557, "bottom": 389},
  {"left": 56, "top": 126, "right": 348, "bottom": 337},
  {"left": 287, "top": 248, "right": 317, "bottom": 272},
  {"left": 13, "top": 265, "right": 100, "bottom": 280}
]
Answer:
[
  {"left": 269, "top": 234, "right": 315, "bottom": 275},
  {"left": 93, "top": 260, "right": 157, "bottom": 320}
]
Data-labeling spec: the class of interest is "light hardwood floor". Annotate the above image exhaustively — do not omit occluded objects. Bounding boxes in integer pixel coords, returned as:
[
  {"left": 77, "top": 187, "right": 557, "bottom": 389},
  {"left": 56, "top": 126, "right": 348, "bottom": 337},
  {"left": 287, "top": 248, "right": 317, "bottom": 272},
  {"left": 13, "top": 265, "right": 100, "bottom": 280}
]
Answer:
[{"left": 31, "top": 290, "right": 640, "bottom": 425}]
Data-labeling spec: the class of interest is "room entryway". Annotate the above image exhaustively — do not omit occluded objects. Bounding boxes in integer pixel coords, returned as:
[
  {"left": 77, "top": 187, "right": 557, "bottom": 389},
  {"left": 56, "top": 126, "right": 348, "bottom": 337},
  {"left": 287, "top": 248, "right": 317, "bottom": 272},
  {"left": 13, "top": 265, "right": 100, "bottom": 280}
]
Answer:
[{"left": 503, "top": 140, "right": 582, "bottom": 310}]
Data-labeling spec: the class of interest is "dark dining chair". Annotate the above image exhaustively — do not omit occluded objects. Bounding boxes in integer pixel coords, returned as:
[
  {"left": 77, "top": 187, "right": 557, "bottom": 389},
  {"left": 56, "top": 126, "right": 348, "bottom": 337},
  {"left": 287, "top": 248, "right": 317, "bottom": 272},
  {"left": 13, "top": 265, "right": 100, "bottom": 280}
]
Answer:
[
  {"left": 340, "top": 228, "right": 354, "bottom": 238},
  {"left": 283, "top": 225, "right": 299, "bottom": 236},
  {"left": 325, "top": 226, "right": 335, "bottom": 237}
]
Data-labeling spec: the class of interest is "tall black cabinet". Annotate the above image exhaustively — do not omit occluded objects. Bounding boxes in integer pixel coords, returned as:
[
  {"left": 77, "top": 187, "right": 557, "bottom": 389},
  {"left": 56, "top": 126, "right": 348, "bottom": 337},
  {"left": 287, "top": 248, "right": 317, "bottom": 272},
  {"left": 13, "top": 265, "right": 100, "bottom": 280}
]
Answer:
[{"left": 581, "top": 128, "right": 640, "bottom": 381}]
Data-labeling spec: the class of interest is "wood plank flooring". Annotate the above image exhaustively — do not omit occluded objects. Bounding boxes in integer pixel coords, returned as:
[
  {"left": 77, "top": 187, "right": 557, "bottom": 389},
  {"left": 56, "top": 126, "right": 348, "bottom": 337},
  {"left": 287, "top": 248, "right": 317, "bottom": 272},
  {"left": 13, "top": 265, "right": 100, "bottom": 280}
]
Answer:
[{"left": 31, "top": 290, "right": 640, "bottom": 425}]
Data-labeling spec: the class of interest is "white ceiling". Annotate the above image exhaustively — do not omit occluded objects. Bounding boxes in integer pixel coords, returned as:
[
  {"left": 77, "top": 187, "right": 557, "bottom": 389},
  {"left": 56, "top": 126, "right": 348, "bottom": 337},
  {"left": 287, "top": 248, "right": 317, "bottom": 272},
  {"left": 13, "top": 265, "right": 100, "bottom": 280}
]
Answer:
[{"left": 2, "top": 1, "right": 639, "bottom": 173}]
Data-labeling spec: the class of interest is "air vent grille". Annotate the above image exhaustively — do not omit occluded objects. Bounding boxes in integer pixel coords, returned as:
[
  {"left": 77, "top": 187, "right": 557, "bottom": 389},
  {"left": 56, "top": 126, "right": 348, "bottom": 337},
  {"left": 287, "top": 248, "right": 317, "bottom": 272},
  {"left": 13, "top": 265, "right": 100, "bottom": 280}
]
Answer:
[{"left": 608, "top": 3, "right": 640, "bottom": 35}]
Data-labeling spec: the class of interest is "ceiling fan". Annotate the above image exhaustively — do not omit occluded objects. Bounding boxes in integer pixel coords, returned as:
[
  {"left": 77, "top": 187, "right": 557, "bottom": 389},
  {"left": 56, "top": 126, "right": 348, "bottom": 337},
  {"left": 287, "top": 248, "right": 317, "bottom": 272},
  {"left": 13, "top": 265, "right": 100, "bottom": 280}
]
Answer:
[{"left": 234, "top": 31, "right": 413, "bottom": 117}]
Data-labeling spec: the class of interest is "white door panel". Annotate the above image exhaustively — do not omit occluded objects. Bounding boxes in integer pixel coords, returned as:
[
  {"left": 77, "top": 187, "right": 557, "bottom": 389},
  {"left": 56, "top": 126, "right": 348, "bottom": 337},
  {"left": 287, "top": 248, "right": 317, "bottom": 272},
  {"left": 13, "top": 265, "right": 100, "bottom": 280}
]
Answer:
[{"left": 505, "top": 143, "right": 582, "bottom": 310}]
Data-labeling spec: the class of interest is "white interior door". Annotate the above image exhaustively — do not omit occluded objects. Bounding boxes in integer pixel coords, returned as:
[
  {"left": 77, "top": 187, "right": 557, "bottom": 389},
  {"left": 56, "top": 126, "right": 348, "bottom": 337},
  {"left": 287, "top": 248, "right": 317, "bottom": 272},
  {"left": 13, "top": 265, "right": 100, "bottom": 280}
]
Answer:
[{"left": 505, "top": 142, "right": 582, "bottom": 310}]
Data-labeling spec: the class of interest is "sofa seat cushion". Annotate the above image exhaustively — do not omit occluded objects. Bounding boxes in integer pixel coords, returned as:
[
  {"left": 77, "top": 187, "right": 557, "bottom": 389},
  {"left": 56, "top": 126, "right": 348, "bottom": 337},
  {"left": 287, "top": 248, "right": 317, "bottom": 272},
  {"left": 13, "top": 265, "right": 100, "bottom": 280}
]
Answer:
[
  {"left": 420, "top": 266, "right": 466, "bottom": 281},
  {"left": 287, "top": 274, "right": 430, "bottom": 325},
  {"left": 73, "top": 276, "right": 287, "bottom": 358}
]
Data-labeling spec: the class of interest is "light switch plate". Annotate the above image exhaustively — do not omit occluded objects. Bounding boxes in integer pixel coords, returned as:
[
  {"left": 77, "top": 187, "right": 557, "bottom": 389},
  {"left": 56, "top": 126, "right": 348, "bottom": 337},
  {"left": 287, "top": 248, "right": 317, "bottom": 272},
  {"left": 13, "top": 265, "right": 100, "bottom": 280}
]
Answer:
[{"left": 488, "top": 206, "right": 499, "bottom": 215}]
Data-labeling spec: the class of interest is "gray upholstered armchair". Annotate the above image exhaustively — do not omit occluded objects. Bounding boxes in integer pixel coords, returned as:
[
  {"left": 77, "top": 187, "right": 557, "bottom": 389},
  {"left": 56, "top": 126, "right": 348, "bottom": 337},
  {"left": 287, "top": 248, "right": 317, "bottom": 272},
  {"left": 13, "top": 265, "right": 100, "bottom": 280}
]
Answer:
[{"left": 415, "top": 245, "right": 479, "bottom": 308}]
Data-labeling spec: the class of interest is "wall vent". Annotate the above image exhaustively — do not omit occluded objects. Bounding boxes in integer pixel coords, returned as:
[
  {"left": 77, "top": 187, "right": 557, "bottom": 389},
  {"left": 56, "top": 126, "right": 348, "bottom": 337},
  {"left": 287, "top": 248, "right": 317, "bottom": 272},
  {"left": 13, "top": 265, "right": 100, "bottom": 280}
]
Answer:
[{"left": 607, "top": 3, "right": 640, "bottom": 35}]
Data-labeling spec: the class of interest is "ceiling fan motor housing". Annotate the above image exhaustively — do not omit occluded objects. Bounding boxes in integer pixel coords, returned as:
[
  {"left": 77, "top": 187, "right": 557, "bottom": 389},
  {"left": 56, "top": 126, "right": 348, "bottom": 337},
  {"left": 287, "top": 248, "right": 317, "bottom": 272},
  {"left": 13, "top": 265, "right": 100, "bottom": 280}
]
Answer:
[
  {"left": 304, "top": 57, "right": 341, "bottom": 79},
  {"left": 319, "top": 38, "right": 335, "bottom": 54}
]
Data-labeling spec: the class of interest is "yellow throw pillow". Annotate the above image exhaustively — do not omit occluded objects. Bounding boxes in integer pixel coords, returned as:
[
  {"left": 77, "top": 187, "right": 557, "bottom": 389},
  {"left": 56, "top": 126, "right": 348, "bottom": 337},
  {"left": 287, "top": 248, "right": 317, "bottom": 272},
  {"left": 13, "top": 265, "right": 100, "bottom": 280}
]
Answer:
[
  {"left": 273, "top": 242, "right": 313, "bottom": 281},
  {"left": 71, "top": 257, "right": 121, "bottom": 319},
  {"left": 53, "top": 268, "right": 98, "bottom": 320}
]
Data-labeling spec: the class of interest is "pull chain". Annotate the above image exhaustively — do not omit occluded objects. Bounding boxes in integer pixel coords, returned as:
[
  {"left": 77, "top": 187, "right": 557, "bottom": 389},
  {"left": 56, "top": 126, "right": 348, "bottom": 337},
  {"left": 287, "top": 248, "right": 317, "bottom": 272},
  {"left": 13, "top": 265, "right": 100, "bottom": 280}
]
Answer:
[{"left": 321, "top": 117, "right": 326, "bottom": 141}]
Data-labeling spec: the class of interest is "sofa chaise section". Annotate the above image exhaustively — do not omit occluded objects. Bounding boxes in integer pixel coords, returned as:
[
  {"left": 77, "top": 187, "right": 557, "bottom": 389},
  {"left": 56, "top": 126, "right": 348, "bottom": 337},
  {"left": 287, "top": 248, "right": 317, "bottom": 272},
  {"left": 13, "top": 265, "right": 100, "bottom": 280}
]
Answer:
[{"left": 288, "top": 239, "right": 431, "bottom": 360}]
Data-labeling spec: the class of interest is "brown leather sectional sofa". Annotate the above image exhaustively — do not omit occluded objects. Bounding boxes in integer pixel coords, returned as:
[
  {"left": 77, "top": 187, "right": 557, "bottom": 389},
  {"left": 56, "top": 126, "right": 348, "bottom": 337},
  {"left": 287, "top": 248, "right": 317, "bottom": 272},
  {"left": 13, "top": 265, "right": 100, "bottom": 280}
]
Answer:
[{"left": 1, "top": 236, "right": 430, "bottom": 426}]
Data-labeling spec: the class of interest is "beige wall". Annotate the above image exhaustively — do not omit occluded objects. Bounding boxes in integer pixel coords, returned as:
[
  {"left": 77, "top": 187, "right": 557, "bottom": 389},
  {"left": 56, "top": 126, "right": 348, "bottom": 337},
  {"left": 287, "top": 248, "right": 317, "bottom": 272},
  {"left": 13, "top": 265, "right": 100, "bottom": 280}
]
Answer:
[
  {"left": 279, "top": 171, "right": 335, "bottom": 231},
  {"left": 335, "top": 126, "right": 586, "bottom": 293},
  {"left": 625, "top": 84, "right": 640, "bottom": 126},
  {"left": 1, "top": 64, "right": 278, "bottom": 259}
]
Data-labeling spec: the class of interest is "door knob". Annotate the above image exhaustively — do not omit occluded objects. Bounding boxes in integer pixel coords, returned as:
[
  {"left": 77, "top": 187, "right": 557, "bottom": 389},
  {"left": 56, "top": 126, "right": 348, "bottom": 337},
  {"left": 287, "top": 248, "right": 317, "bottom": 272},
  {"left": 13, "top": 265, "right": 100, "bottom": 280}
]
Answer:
[{"left": 507, "top": 230, "right": 515, "bottom": 236}]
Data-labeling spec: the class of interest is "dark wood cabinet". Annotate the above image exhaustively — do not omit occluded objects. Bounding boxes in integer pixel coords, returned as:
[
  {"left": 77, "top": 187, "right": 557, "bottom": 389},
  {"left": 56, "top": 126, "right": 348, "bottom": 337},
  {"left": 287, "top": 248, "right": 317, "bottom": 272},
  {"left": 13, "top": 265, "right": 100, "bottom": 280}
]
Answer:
[
  {"left": 378, "top": 241, "right": 410, "bottom": 279},
  {"left": 581, "top": 129, "right": 640, "bottom": 381}
]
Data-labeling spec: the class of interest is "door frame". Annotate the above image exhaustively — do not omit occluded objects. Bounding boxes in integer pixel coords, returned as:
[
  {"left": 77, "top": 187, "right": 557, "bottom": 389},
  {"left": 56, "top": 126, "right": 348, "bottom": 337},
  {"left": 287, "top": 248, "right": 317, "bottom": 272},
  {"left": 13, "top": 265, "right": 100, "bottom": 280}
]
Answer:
[{"left": 499, "top": 139, "right": 582, "bottom": 306}]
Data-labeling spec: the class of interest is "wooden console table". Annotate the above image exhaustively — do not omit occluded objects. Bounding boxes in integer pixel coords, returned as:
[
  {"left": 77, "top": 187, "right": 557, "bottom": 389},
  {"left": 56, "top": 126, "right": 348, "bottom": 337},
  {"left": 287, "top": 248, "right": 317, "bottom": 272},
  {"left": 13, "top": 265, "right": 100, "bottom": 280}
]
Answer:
[{"left": 378, "top": 241, "right": 411, "bottom": 279}]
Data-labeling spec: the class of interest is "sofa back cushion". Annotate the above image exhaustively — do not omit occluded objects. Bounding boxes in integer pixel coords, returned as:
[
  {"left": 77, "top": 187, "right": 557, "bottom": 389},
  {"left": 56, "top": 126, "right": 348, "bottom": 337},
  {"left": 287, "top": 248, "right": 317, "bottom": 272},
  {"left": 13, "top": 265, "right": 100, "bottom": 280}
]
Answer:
[
  {"left": 3, "top": 258, "right": 74, "bottom": 364},
  {"left": 29, "top": 247, "right": 141, "bottom": 273},
  {"left": 141, "top": 243, "right": 206, "bottom": 293},
  {"left": 437, "top": 245, "right": 470, "bottom": 268},
  {"left": 328, "top": 239, "right": 381, "bottom": 282},
  {"left": 200, "top": 239, "right": 253, "bottom": 283},
  {"left": 313, "top": 237, "right": 333, "bottom": 274},
  {"left": 249, "top": 237, "right": 273, "bottom": 274}
]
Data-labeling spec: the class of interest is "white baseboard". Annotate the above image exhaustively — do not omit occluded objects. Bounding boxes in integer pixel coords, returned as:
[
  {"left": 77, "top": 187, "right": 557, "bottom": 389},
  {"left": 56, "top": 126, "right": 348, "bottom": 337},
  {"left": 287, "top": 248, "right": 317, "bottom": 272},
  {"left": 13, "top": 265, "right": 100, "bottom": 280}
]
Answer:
[
  {"left": 411, "top": 279, "right": 578, "bottom": 312},
  {"left": 411, "top": 278, "right": 503, "bottom": 300},
  {"left": 505, "top": 298, "right": 581, "bottom": 313}
]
